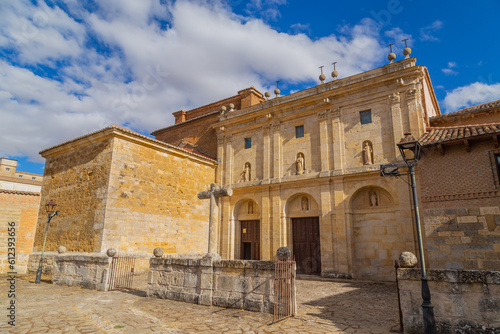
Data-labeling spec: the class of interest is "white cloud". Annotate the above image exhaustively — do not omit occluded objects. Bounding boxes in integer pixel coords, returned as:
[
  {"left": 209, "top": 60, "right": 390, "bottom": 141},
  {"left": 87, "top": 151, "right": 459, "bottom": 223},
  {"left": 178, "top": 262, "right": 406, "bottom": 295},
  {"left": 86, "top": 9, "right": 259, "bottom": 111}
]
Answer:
[
  {"left": 443, "top": 82, "right": 500, "bottom": 112},
  {"left": 442, "top": 68, "right": 458, "bottom": 76},
  {"left": 420, "top": 20, "right": 443, "bottom": 42},
  {"left": 0, "top": 0, "right": 387, "bottom": 162}
]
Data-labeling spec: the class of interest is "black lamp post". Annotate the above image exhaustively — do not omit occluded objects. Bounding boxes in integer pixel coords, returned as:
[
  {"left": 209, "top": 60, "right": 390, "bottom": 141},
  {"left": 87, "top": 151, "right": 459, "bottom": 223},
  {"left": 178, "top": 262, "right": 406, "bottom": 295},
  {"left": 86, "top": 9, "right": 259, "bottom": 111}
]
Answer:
[
  {"left": 382, "top": 133, "right": 436, "bottom": 333},
  {"left": 35, "top": 200, "right": 59, "bottom": 284}
]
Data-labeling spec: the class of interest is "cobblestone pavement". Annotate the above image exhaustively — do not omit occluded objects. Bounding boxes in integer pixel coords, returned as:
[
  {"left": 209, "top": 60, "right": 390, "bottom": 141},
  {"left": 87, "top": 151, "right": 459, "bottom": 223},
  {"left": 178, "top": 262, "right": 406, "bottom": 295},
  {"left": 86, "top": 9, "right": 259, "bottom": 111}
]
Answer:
[{"left": 1, "top": 274, "right": 400, "bottom": 333}]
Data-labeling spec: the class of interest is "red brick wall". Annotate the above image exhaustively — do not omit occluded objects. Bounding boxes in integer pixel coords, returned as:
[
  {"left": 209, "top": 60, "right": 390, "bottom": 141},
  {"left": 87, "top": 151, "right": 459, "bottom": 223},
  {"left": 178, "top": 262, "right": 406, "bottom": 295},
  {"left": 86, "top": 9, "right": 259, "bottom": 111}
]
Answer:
[{"left": 419, "top": 140, "right": 500, "bottom": 270}]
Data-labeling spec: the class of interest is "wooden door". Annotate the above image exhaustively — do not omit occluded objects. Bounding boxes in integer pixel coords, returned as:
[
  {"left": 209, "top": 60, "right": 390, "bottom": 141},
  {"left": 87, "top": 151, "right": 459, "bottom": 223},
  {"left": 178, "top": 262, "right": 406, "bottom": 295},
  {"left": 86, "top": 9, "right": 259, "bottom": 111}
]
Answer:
[
  {"left": 240, "top": 220, "right": 260, "bottom": 260},
  {"left": 292, "top": 217, "right": 321, "bottom": 274}
]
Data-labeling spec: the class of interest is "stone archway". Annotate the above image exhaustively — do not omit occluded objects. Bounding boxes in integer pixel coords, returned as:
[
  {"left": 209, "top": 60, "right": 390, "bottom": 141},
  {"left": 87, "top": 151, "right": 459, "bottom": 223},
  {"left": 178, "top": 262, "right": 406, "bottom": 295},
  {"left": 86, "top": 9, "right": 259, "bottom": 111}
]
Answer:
[
  {"left": 233, "top": 199, "right": 261, "bottom": 260},
  {"left": 350, "top": 186, "right": 400, "bottom": 281},
  {"left": 285, "top": 193, "right": 321, "bottom": 274}
]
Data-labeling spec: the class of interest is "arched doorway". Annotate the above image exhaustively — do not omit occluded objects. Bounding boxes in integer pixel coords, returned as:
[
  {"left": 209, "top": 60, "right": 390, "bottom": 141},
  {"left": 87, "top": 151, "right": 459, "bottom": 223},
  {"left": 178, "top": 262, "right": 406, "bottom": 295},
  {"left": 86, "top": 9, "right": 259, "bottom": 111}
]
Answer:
[
  {"left": 234, "top": 199, "right": 261, "bottom": 260},
  {"left": 286, "top": 194, "right": 321, "bottom": 275},
  {"left": 350, "top": 186, "right": 399, "bottom": 281}
]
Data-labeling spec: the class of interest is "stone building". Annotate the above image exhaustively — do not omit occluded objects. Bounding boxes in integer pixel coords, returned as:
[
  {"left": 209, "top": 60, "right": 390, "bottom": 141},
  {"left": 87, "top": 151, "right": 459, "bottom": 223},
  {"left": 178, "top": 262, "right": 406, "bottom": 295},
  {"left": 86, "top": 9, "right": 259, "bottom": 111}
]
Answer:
[
  {"left": 33, "top": 125, "right": 217, "bottom": 258},
  {"left": 419, "top": 99, "right": 500, "bottom": 271},
  {"left": 34, "top": 56, "right": 448, "bottom": 281},
  {"left": 0, "top": 158, "right": 42, "bottom": 273}
]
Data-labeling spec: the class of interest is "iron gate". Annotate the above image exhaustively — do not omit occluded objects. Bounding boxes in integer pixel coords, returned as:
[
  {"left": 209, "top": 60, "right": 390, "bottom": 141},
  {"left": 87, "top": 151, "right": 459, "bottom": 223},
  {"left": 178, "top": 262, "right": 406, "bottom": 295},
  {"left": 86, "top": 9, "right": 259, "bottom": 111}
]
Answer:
[
  {"left": 108, "top": 256, "right": 135, "bottom": 290},
  {"left": 274, "top": 259, "right": 296, "bottom": 322}
]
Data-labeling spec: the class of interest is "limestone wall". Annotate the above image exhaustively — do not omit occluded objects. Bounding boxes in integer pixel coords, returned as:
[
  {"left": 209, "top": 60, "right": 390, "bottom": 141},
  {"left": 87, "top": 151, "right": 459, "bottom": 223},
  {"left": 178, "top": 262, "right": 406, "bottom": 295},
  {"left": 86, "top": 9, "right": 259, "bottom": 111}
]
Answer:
[
  {"left": 148, "top": 256, "right": 276, "bottom": 313},
  {"left": 397, "top": 268, "right": 500, "bottom": 333},
  {"left": 0, "top": 191, "right": 40, "bottom": 273},
  {"left": 51, "top": 253, "right": 111, "bottom": 290},
  {"left": 101, "top": 136, "right": 215, "bottom": 254}
]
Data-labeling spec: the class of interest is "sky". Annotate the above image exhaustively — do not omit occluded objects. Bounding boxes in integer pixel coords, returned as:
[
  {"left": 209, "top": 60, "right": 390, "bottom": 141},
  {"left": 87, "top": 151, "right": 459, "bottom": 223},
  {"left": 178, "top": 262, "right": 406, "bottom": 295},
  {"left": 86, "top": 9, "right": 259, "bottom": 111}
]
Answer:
[{"left": 1, "top": 0, "right": 499, "bottom": 174}]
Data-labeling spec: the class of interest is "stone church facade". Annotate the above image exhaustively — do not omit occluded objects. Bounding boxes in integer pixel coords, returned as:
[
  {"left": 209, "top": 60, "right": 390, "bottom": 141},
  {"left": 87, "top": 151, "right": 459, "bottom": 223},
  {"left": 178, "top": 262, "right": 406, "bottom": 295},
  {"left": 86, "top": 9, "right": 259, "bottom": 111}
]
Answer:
[{"left": 34, "top": 57, "right": 446, "bottom": 281}]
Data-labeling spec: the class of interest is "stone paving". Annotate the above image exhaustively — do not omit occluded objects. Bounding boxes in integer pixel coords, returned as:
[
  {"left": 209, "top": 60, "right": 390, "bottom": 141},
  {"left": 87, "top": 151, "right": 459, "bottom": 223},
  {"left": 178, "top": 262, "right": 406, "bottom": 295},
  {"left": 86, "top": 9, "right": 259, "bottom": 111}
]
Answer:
[{"left": 0, "top": 274, "right": 400, "bottom": 333}]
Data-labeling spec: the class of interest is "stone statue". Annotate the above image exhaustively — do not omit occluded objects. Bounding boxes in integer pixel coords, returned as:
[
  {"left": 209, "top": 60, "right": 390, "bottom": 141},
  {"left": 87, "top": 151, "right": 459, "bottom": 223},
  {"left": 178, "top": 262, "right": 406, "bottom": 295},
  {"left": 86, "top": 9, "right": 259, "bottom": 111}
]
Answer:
[
  {"left": 242, "top": 162, "right": 251, "bottom": 182},
  {"left": 301, "top": 196, "right": 309, "bottom": 211},
  {"left": 363, "top": 142, "right": 373, "bottom": 165},
  {"left": 296, "top": 153, "right": 305, "bottom": 175},
  {"left": 248, "top": 201, "right": 254, "bottom": 214},
  {"left": 370, "top": 191, "right": 378, "bottom": 207}
]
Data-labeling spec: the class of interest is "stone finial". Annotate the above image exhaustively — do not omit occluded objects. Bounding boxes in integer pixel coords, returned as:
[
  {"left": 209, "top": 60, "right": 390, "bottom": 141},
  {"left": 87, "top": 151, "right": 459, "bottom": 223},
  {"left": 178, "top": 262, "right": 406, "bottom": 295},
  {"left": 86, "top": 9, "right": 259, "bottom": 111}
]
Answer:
[
  {"left": 331, "top": 61, "right": 338, "bottom": 80},
  {"left": 57, "top": 246, "right": 66, "bottom": 254},
  {"left": 276, "top": 247, "right": 291, "bottom": 261},
  {"left": 402, "top": 38, "right": 411, "bottom": 58},
  {"left": 229, "top": 103, "right": 235, "bottom": 111},
  {"left": 221, "top": 106, "right": 227, "bottom": 113},
  {"left": 398, "top": 251, "right": 418, "bottom": 268},
  {"left": 106, "top": 248, "right": 117, "bottom": 257},
  {"left": 387, "top": 43, "right": 396, "bottom": 63},
  {"left": 265, "top": 91, "right": 271, "bottom": 100},
  {"left": 153, "top": 247, "right": 164, "bottom": 258}
]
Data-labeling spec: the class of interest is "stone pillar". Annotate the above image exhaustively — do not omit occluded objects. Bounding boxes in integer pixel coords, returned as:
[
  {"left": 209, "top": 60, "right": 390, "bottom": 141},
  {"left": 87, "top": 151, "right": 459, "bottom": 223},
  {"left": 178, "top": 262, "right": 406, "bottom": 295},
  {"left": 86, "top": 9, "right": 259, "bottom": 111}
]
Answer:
[
  {"left": 332, "top": 178, "right": 349, "bottom": 274},
  {"left": 318, "top": 111, "right": 330, "bottom": 174},
  {"left": 331, "top": 108, "right": 344, "bottom": 171},
  {"left": 225, "top": 135, "right": 234, "bottom": 185},
  {"left": 198, "top": 254, "right": 218, "bottom": 306},
  {"left": 319, "top": 182, "right": 334, "bottom": 273},
  {"left": 262, "top": 125, "right": 271, "bottom": 181},
  {"left": 406, "top": 84, "right": 424, "bottom": 137},
  {"left": 272, "top": 122, "right": 282, "bottom": 179},
  {"left": 389, "top": 92, "right": 404, "bottom": 159},
  {"left": 216, "top": 135, "right": 225, "bottom": 184},
  {"left": 260, "top": 187, "right": 272, "bottom": 260},
  {"left": 270, "top": 186, "right": 282, "bottom": 260}
]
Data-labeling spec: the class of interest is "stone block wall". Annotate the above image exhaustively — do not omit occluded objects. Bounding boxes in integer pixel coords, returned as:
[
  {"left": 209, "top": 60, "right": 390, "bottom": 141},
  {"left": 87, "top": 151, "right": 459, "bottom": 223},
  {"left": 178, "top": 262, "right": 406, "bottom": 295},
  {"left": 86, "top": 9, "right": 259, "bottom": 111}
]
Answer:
[
  {"left": 0, "top": 190, "right": 40, "bottom": 273},
  {"left": 147, "top": 256, "right": 276, "bottom": 313},
  {"left": 397, "top": 268, "right": 500, "bottom": 333}
]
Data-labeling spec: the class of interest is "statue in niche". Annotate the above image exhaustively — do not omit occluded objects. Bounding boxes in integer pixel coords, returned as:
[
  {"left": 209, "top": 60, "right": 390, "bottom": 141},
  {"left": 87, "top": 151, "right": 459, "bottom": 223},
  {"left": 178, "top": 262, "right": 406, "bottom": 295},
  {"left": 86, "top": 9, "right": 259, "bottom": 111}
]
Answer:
[
  {"left": 370, "top": 191, "right": 378, "bottom": 207},
  {"left": 242, "top": 162, "right": 251, "bottom": 182},
  {"left": 301, "top": 196, "right": 309, "bottom": 211},
  {"left": 363, "top": 141, "right": 373, "bottom": 165},
  {"left": 296, "top": 153, "right": 305, "bottom": 175},
  {"left": 248, "top": 201, "right": 254, "bottom": 214}
]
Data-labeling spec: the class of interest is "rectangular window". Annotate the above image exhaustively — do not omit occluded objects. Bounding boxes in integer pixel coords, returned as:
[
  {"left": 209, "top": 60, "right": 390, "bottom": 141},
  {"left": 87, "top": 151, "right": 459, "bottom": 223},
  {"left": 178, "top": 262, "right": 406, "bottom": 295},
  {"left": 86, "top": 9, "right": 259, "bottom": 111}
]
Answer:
[
  {"left": 295, "top": 125, "right": 304, "bottom": 138},
  {"left": 18, "top": 175, "right": 23, "bottom": 178},
  {"left": 360, "top": 110, "right": 372, "bottom": 125},
  {"left": 244, "top": 137, "right": 252, "bottom": 149},
  {"left": 5, "top": 168, "right": 10, "bottom": 171},
  {"left": 32, "top": 177, "right": 36, "bottom": 180}
]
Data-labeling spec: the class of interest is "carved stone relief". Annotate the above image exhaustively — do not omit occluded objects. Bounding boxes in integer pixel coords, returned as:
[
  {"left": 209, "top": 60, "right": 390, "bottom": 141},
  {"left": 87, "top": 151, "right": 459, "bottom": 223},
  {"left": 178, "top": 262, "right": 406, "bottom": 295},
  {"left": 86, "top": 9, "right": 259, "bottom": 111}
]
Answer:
[
  {"left": 331, "top": 107, "right": 341, "bottom": 118},
  {"left": 301, "top": 196, "right": 309, "bottom": 211},
  {"left": 248, "top": 201, "right": 254, "bottom": 214},
  {"left": 318, "top": 110, "right": 329, "bottom": 120},
  {"left": 241, "top": 162, "right": 251, "bottom": 182},
  {"left": 370, "top": 191, "right": 379, "bottom": 207},
  {"left": 389, "top": 92, "right": 400, "bottom": 104}
]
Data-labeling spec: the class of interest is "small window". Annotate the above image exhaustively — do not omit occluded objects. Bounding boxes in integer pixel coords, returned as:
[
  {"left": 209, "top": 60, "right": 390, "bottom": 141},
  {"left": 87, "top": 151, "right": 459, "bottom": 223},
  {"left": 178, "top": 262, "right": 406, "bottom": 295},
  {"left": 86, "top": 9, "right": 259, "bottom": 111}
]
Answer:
[
  {"left": 295, "top": 125, "right": 304, "bottom": 138},
  {"left": 244, "top": 137, "right": 252, "bottom": 149},
  {"left": 6, "top": 168, "right": 10, "bottom": 171},
  {"left": 32, "top": 177, "right": 36, "bottom": 180},
  {"left": 18, "top": 175, "right": 23, "bottom": 178},
  {"left": 360, "top": 110, "right": 372, "bottom": 125}
]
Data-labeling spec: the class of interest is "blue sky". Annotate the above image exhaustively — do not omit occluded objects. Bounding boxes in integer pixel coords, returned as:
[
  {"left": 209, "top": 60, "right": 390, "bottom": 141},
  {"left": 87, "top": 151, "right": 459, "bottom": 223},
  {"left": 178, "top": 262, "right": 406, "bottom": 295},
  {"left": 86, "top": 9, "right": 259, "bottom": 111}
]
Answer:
[{"left": 1, "top": 0, "right": 499, "bottom": 174}]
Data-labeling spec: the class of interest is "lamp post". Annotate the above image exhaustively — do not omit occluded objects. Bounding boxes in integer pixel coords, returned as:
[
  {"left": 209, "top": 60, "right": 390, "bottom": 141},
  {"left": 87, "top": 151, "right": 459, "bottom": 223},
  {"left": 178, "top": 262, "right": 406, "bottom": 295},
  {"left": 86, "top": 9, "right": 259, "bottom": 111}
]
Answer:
[
  {"left": 381, "top": 133, "right": 436, "bottom": 333},
  {"left": 35, "top": 200, "right": 59, "bottom": 284}
]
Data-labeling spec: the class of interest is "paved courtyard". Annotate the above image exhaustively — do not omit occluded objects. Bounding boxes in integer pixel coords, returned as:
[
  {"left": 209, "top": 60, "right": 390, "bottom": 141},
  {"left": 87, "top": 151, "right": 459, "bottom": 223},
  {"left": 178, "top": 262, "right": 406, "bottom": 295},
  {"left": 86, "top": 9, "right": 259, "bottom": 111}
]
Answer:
[{"left": 1, "top": 274, "right": 400, "bottom": 333}]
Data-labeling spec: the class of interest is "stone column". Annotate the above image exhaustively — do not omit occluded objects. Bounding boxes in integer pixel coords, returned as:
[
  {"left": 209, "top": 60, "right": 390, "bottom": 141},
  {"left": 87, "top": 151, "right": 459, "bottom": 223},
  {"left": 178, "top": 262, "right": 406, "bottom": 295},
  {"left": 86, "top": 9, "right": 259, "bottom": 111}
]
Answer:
[
  {"left": 406, "top": 84, "right": 424, "bottom": 137},
  {"left": 332, "top": 178, "right": 349, "bottom": 274},
  {"left": 272, "top": 122, "right": 282, "bottom": 179},
  {"left": 225, "top": 135, "right": 234, "bottom": 185},
  {"left": 319, "top": 181, "right": 334, "bottom": 272},
  {"left": 260, "top": 187, "right": 272, "bottom": 260},
  {"left": 262, "top": 125, "right": 271, "bottom": 181},
  {"left": 216, "top": 135, "right": 225, "bottom": 184}
]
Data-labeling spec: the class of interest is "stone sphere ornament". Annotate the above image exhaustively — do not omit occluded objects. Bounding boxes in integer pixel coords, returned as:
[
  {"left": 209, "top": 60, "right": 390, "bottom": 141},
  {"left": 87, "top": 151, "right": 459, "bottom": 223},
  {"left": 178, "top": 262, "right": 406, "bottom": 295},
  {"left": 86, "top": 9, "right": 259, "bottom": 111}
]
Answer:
[
  {"left": 331, "top": 70, "right": 339, "bottom": 79},
  {"left": 274, "top": 88, "right": 281, "bottom": 97},
  {"left": 276, "top": 247, "right": 291, "bottom": 261},
  {"left": 106, "top": 248, "right": 117, "bottom": 257},
  {"left": 153, "top": 247, "right": 164, "bottom": 258},
  {"left": 319, "top": 73, "right": 326, "bottom": 83},
  {"left": 57, "top": 246, "right": 66, "bottom": 254},
  {"left": 398, "top": 251, "right": 418, "bottom": 268},
  {"left": 265, "top": 91, "right": 271, "bottom": 99},
  {"left": 403, "top": 47, "right": 412, "bottom": 58},
  {"left": 388, "top": 52, "right": 396, "bottom": 62}
]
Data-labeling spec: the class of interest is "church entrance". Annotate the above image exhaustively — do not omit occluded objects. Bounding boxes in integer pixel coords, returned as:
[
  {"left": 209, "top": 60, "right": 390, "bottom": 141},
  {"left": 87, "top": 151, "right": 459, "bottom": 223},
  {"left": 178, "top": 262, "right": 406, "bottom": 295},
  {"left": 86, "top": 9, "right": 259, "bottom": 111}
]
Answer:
[
  {"left": 240, "top": 220, "right": 260, "bottom": 260},
  {"left": 292, "top": 217, "right": 321, "bottom": 275}
]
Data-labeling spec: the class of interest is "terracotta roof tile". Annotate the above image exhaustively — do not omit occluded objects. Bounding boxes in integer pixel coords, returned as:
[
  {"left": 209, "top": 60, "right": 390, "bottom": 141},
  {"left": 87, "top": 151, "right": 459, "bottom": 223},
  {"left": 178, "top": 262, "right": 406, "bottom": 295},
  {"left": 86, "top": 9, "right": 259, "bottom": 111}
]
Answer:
[
  {"left": 431, "top": 99, "right": 500, "bottom": 120},
  {"left": 419, "top": 123, "right": 500, "bottom": 146}
]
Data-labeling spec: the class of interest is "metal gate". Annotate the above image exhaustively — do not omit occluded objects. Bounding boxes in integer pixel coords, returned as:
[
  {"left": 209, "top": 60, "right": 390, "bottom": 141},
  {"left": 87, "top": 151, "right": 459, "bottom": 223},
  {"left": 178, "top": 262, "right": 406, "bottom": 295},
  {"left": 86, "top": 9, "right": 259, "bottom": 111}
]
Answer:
[
  {"left": 274, "top": 259, "right": 296, "bottom": 322},
  {"left": 108, "top": 256, "right": 135, "bottom": 291}
]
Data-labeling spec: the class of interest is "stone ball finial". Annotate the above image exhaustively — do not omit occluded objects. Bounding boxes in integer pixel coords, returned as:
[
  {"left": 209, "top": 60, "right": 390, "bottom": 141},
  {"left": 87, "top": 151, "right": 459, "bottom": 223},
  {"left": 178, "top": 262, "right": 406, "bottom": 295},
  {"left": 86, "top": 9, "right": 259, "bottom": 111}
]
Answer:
[
  {"left": 57, "top": 246, "right": 66, "bottom": 254},
  {"left": 221, "top": 106, "right": 227, "bottom": 113},
  {"left": 229, "top": 103, "right": 235, "bottom": 111},
  {"left": 398, "top": 251, "right": 418, "bottom": 268},
  {"left": 403, "top": 47, "right": 412, "bottom": 58},
  {"left": 388, "top": 52, "right": 396, "bottom": 63},
  {"left": 319, "top": 73, "right": 326, "bottom": 83},
  {"left": 276, "top": 247, "right": 291, "bottom": 261},
  {"left": 274, "top": 88, "right": 281, "bottom": 97},
  {"left": 106, "top": 248, "right": 117, "bottom": 257},
  {"left": 265, "top": 91, "right": 271, "bottom": 99},
  {"left": 153, "top": 247, "right": 164, "bottom": 258},
  {"left": 331, "top": 70, "right": 339, "bottom": 80}
]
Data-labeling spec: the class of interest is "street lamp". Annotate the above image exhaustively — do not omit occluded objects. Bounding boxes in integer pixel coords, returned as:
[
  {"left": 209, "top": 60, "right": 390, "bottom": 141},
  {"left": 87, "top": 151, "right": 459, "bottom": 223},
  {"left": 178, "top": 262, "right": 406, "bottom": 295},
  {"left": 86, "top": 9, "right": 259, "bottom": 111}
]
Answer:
[
  {"left": 381, "top": 133, "right": 436, "bottom": 333},
  {"left": 35, "top": 200, "right": 59, "bottom": 284}
]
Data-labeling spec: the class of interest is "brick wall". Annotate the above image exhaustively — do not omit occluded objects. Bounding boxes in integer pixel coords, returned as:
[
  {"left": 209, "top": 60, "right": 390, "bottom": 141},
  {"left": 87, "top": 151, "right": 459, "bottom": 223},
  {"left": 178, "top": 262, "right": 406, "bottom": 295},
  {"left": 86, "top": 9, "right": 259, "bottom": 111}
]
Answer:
[
  {"left": 420, "top": 140, "right": 500, "bottom": 270},
  {"left": 0, "top": 190, "right": 40, "bottom": 273}
]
